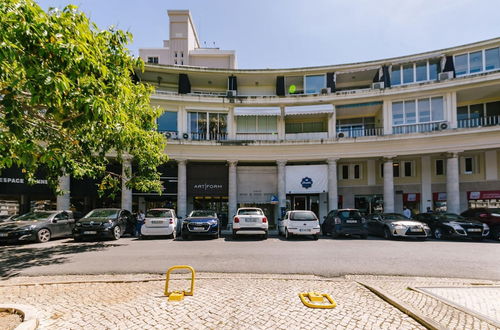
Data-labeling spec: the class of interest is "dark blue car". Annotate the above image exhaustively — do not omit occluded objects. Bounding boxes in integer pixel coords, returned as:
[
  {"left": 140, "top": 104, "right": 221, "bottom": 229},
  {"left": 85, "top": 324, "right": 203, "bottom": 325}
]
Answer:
[{"left": 181, "top": 210, "right": 220, "bottom": 240}]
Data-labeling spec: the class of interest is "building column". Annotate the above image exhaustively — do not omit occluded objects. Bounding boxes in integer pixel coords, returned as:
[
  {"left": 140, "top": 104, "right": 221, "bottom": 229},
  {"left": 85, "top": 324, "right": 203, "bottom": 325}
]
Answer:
[
  {"left": 227, "top": 106, "right": 236, "bottom": 139},
  {"left": 445, "top": 92, "right": 458, "bottom": 129},
  {"left": 383, "top": 157, "right": 395, "bottom": 213},
  {"left": 278, "top": 106, "right": 286, "bottom": 140},
  {"left": 382, "top": 100, "right": 392, "bottom": 135},
  {"left": 228, "top": 160, "right": 238, "bottom": 219},
  {"left": 57, "top": 175, "right": 70, "bottom": 210},
  {"left": 277, "top": 160, "right": 287, "bottom": 218},
  {"left": 327, "top": 158, "right": 338, "bottom": 210},
  {"left": 420, "top": 156, "right": 432, "bottom": 213},
  {"left": 446, "top": 153, "right": 460, "bottom": 214},
  {"left": 485, "top": 150, "right": 498, "bottom": 181},
  {"left": 121, "top": 159, "right": 133, "bottom": 212},
  {"left": 177, "top": 159, "right": 187, "bottom": 219},
  {"left": 327, "top": 106, "right": 336, "bottom": 138},
  {"left": 177, "top": 105, "right": 187, "bottom": 137}
]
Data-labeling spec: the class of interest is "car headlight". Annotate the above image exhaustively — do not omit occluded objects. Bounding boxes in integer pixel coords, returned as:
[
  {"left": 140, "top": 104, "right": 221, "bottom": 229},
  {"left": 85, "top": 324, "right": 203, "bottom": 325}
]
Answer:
[
  {"left": 208, "top": 219, "right": 218, "bottom": 225},
  {"left": 103, "top": 221, "right": 114, "bottom": 227},
  {"left": 390, "top": 223, "right": 407, "bottom": 230},
  {"left": 483, "top": 223, "right": 490, "bottom": 230},
  {"left": 19, "top": 225, "right": 36, "bottom": 231},
  {"left": 182, "top": 220, "right": 189, "bottom": 224}
]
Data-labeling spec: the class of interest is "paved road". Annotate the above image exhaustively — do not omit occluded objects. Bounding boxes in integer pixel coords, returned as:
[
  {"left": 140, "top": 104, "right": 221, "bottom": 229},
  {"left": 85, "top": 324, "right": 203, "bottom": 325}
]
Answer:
[{"left": 1, "top": 235, "right": 499, "bottom": 279}]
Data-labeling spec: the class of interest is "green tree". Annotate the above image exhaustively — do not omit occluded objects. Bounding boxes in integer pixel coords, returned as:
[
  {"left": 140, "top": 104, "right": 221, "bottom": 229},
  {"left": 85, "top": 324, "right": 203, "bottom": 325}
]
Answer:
[{"left": 0, "top": 0, "right": 167, "bottom": 195}]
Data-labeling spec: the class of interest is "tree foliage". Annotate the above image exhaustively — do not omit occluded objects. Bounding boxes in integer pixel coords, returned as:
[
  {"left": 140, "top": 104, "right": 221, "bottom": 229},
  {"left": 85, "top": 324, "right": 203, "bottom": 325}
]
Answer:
[{"left": 0, "top": 0, "right": 167, "bottom": 194}]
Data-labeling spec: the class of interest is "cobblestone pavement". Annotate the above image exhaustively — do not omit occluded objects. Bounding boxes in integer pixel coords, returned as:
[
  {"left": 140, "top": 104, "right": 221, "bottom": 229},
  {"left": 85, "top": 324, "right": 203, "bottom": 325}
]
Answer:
[
  {"left": 0, "top": 273, "right": 423, "bottom": 330},
  {"left": 349, "top": 275, "right": 500, "bottom": 330}
]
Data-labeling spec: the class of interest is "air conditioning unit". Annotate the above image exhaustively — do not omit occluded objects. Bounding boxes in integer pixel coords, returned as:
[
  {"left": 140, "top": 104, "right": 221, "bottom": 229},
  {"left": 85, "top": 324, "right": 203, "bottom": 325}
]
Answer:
[
  {"left": 182, "top": 133, "right": 189, "bottom": 139},
  {"left": 439, "top": 122, "right": 449, "bottom": 130},
  {"left": 438, "top": 71, "right": 453, "bottom": 81},
  {"left": 337, "top": 132, "right": 345, "bottom": 138},
  {"left": 321, "top": 87, "right": 331, "bottom": 94},
  {"left": 226, "top": 90, "right": 237, "bottom": 97},
  {"left": 372, "top": 82, "right": 385, "bottom": 89}
]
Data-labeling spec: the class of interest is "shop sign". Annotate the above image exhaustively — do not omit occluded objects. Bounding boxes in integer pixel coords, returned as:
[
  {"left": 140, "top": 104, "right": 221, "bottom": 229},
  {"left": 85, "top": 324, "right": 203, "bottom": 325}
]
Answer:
[
  {"left": 467, "top": 191, "right": 500, "bottom": 200},
  {"left": 188, "top": 180, "right": 227, "bottom": 196},
  {"left": 433, "top": 192, "right": 447, "bottom": 201},
  {"left": 403, "top": 193, "right": 420, "bottom": 203},
  {"left": 286, "top": 165, "right": 327, "bottom": 194},
  {"left": 0, "top": 177, "right": 48, "bottom": 185}
]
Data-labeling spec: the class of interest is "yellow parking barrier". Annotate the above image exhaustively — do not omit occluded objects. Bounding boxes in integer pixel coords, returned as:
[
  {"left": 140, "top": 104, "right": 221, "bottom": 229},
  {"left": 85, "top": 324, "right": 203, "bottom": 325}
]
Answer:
[
  {"left": 164, "top": 265, "right": 195, "bottom": 301},
  {"left": 299, "top": 292, "right": 337, "bottom": 309}
]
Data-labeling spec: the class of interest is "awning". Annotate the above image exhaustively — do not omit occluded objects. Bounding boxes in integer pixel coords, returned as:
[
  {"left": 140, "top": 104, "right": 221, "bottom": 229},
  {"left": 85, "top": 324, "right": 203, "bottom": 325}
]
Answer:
[
  {"left": 468, "top": 191, "right": 500, "bottom": 200},
  {"left": 234, "top": 107, "right": 281, "bottom": 116},
  {"left": 285, "top": 104, "right": 334, "bottom": 115}
]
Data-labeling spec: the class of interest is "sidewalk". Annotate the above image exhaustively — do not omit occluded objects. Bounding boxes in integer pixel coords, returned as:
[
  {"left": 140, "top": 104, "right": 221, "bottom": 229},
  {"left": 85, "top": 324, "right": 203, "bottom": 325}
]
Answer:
[{"left": 0, "top": 273, "right": 499, "bottom": 329}]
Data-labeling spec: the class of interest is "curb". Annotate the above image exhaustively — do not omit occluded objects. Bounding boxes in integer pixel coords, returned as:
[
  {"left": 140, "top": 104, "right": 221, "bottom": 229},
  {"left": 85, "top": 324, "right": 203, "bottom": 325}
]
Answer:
[
  {"left": 356, "top": 281, "right": 444, "bottom": 330},
  {"left": 0, "top": 304, "right": 39, "bottom": 330}
]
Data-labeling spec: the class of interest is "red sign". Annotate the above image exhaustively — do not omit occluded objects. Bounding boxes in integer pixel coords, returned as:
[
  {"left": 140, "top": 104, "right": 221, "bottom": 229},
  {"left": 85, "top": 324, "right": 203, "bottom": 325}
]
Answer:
[
  {"left": 403, "top": 193, "right": 420, "bottom": 203},
  {"left": 433, "top": 192, "right": 447, "bottom": 201},
  {"left": 467, "top": 191, "right": 500, "bottom": 200}
]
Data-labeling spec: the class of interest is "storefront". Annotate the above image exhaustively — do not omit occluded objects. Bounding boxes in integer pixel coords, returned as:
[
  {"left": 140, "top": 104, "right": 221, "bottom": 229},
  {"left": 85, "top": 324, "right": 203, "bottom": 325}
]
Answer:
[
  {"left": 467, "top": 191, "right": 500, "bottom": 208},
  {"left": 354, "top": 195, "right": 383, "bottom": 214},
  {"left": 432, "top": 192, "right": 447, "bottom": 211},
  {"left": 402, "top": 193, "right": 420, "bottom": 214},
  {"left": 187, "top": 163, "right": 229, "bottom": 227},
  {"left": 285, "top": 164, "right": 328, "bottom": 220},
  {"left": 133, "top": 163, "right": 178, "bottom": 212},
  {"left": 237, "top": 166, "right": 278, "bottom": 228}
]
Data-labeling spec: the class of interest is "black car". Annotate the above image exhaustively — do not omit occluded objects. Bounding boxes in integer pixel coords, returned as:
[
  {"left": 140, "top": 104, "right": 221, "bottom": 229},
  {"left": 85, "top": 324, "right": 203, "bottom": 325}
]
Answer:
[
  {"left": 367, "top": 213, "right": 431, "bottom": 240},
  {"left": 0, "top": 211, "right": 75, "bottom": 243},
  {"left": 414, "top": 212, "right": 489, "bottom": 240},
  {"left": 461, "top": 208, "right": 500, "bottom": 240},
  {"left": 321, "top": 209, "right": 368, "bottom": 239},
  {"left": 73, "top": 208, "right": 134, "bottom": 241},
  {"left": 181, "top": 210, "right": 220, "bottom": 240}
]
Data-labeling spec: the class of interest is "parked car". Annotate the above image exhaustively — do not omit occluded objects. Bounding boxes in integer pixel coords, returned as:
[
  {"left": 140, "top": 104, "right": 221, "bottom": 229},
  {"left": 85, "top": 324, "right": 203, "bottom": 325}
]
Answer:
[
  {"left": 278, "top": 210, "right": 320, "bottom": 240},
  {"left": 321, "top": 209, "right": 368, "bottom": 239},
  {"left": 0, "top": 214, "right": 18, "bottom": 222},
  {"left": 367, "top": 213, "right": 431, "bottom": 240},
  {"left": 181, "top": 210, "right": 220, "bottom": 240},
  {"left": 232, "top": 207, "right": 268, "bottom": 239},
  {"left": 141, "top": 208, "right": 177, "bottom": 239},
  {"left": 461, "top": 208, "right": 500, "bottom": 240},
  {"left": 73, "top": 208, "right": 134, "bottom": 241},
  {"left": 0, "top": 210, "right": 75, "bottom": 243},
  {"left": 414, "top": 212, "right": 489, "bottom": 240}
]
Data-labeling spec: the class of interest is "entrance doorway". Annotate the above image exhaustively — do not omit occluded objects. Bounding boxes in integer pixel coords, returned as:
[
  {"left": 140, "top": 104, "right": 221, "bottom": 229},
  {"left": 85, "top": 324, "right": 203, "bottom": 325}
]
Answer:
[
  {"left": 193, "top": 196, "right": 229, "bottom": 228},
  {"left": 287, "top": 195, "right": 320, "bottom": 218},
  {"left": 354, "top": 195, "right": 383, "bottom": 215}
]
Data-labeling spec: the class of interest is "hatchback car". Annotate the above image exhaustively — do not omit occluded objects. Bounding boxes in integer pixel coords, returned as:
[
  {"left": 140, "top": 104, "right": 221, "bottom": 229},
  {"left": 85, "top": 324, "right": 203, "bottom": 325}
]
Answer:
[
  {"left": 140, "top": 208, "right": 177, "bottom": 239},
  {"left": 181, "top": 210, "right": 220, "bottom": 240},
  {"left": 278, "top": 210, "right": 320, "bottom": 240},
  {"left": 73, "top": 208, "right": 134, "bottom": 241},
  {"left": 321, "top": 209, "right": 368, "bottom": 239},
  {"left": 367, "top": 213, "right": 431, "bottom": 240},
  {"left": 0, "top": 210, "right": 75, "bottom": 243},
  {"left": 461, "top": 208, "right": 500, "bottom": 240},
  {"left": 414, "top": 212, "right": 489, "bottom": 240},
  {"left": 232, "top": 207, "right": 268, "bottom": 239}
]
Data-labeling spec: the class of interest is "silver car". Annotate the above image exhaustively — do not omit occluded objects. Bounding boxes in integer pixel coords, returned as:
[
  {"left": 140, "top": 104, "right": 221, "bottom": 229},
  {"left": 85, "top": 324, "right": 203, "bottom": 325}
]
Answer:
[{"left": 0, "top": 211, "right": 76, "bottom": 243}]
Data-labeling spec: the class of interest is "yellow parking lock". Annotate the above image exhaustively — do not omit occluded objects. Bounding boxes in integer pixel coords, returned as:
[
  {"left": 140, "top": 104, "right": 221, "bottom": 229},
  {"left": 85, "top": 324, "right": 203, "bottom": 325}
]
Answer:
[
  {"left": 164, "top": 265, "right": 195, "bottom": 301},
  {"left": 299, "top": 292, "right": 337, "bottom": 309}
]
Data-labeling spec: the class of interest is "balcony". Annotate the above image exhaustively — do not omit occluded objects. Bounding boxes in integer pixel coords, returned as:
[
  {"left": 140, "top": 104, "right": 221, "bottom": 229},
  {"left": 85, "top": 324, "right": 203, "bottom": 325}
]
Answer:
[
  {"left": 285, "top": 132, "right": 329, "bottom": 140},
  {"left": 337, "top": 127, "right": 384, "bottom": 138},
  {"left": 458, "top": 115, "right": 500, "bottom": 128},
  {"left": 234, "top": 133, "right": 279, "bottom": 141},
  {"left": 392, "top": 121, "right": 447, "bottom": 134}
]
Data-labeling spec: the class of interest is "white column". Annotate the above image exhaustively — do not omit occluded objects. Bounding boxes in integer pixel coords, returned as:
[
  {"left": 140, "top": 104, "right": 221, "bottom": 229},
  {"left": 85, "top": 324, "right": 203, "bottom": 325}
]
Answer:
[
  {"left": 177, "top": 159, "right": 187, "bottom": 219},
  {"left": 327, "top": 106, "right": 336, "bottom": 138},
  {"left": 177, "top": 105, "right": 187, "bottom": 137},
  {"left": 382, "top": 100, "right": 392, "bottom": 135},
  {"left": 57, "top": 175, "right": 70, "bottom": 210},
  {"left": 446, "top": 92, "right": 458, "bottom": 129},
  {"left": 485, "top": 150, "right": 498, "bottom": 181},
  {"left": 277, "top": 160, "right": 287, "bottom": 218},
  {"left": 278, "top": 106, "right": 286, "bottom": 140},
  {"left": 121, "top": 159, "right": 133, "bottom": 212},
  {"left": 383, "top": 157, "right": 395, "bottom": 213},
  {"left": 228, "top": 160, "right": 238, "bottom": 219},
  {"left": 446, "top": 153, "right": 460, "bottom": 214},
  {"left": 420, "top": 156, "right": 432, "bottom": 213},
  {"left": 327, "top": 158, "right": 338, "bottom": 210},
  {"left": 227, "top": 106, "right": 236, "bottom": 139}
]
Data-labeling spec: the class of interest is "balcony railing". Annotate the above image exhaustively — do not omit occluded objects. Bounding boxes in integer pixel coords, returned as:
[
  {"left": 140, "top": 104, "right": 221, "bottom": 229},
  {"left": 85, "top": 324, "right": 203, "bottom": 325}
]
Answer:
[
  {"left": 392, "top": 121, "right": 447, "bottom": 135},
  {"left": 285, "top": 132, "right": 329, "bottom": 140},
  {"left": 234, "top": 133, "right": 279, "bottom": 141},
  {"left": 336, "top": 127, "right": 384, "bottom": 138},
  {"left": 190, "top": 132, "right": 228, "bottom": 141},
  {"left": 458, "top": 115, "right": 500, "bottom": 128}
]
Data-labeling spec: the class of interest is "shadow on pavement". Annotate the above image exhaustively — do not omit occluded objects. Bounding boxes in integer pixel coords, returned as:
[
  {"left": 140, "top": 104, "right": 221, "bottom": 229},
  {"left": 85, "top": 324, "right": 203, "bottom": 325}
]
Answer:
[{"left": 0, "top": 241, "right": 119, "bottom": 279}]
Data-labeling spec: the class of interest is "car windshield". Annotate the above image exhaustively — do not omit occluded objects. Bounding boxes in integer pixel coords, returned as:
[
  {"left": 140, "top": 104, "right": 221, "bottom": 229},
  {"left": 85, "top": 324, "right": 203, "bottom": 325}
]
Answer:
[
  {"left": 382, "top": 213, "right": 408, "bottom": 221},
  {"left": 238, "top": 209, "right": 263, "bottom": 216},
  {"left": 437, "top": 213, "right": 464, "bottom": 221},
  {"left": 14, "top": 212, "right": 53, "bottom": 221},
  {"left": 147, "top": 210, "right": 172, "bottom": 218},
  {"left": 290, "top": 211, "right": 317, "bottom": 221},
  {"left": 189, "top": 210, "right": 216, "bottom": 217},
  {"left": 338, "top": 210, "right": 362, "bottom": 220},
  {"left": 84, "top": 209, "right": 119, "bottom": 219}
]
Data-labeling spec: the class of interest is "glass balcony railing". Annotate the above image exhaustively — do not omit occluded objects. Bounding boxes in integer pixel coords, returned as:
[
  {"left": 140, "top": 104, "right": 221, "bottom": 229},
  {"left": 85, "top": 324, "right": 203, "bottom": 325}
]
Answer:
[{"left": 457, "top": 115, "right": 500, "bottom": 128}]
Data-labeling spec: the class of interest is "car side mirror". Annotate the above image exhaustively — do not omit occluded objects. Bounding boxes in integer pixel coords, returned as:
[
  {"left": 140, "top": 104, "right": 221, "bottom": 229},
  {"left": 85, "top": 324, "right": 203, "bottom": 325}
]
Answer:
[{"left": 52, "top": 219, "right": 58, "bottom": 223}]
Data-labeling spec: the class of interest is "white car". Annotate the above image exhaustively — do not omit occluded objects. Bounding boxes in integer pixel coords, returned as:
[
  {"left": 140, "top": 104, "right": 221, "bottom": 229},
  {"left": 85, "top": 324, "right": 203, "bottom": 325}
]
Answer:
[
  {"left": 232, "top": 207, "right": 268, "bottom": 239},
  {"left": 140, "top": 208, "right": 177, "bottom": 239},
  {"left": 278, "top": 210, "right": 321, "bottom": 240}
]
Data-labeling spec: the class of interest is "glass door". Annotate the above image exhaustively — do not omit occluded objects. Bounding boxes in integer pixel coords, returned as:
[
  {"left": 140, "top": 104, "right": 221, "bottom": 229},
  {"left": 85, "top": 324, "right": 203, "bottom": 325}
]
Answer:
[{"left": 293, "top": 196, "right": 307, "bottom": 210}]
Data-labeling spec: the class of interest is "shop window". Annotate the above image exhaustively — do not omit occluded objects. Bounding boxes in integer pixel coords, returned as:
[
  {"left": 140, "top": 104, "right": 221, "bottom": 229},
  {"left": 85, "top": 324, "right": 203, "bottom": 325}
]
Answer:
[{"left": 435, "top": 159, "right": 445, "bottom": 176}]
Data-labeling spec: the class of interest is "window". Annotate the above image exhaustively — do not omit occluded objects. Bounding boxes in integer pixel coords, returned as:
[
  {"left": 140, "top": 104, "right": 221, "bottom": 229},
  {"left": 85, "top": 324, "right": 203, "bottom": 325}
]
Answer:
[
  {"left": 405, "top": 100, "right": 416, "bottom": 124},
  {"left": 181, "top": 60, "right": 184, "bottom": 65},
  {"left": 429, "top": 60, "right": 439, "bottom": 81},
  {"left": 418, "top": 98, "right": 431, "bottom": 122},
  {"left": 393, "top": 162, "right": 400, "bottom": 177},
  {"left": 464, "top": 157, "right": 474, "bottom": 174},
  {"left": 404, "top": 161, "right": 413, "bottom": 177},
  {"left": 403, "top": 64, "right": 414, "bottom": 84},
  {"left": 341, "top": 165, "right": 349, "bottom": 180},
  {"left": 486, "top": 101, "right": 500, "bottom": 117},
  {"left": 458, "top": 102, "right": 500, "bottom": 127},
  {"left": 147, "top": 57, "right": 159, "bottom": 64},
  {"left": 285, "top": 121, "right": 326, "bottom": 133},
  {"left": 391, "top": 60, "right": 440, "bottom": 86},
  {"left": 181, "top": 52, "right": 184, "bottom": 58},
  {"left": 380, "top": 161, "right": 414, "bottom": 177},
  {"left": 454, "top": 54, "right": 468, "bottom": 76},
  {"left": 391, "top": 66, "right": 401, "bottom": 85},
  {"left": 431, "top": 97, "right": 444, "bottom": 121},
  {"left": 189, "top": 112, "right": 227, "bottom": 140},
  {"left": 392, "top": 102, "right": 404, "bottom": 125},
  {"left": 416, "top": 62, "right": 427, "bottom": 82},
  {"left": 340, "top": 164, "right": 362, "bottom": 180},
  {"left": 485, "top": 47, "right": 500, "bottom": 70},
  {"left": 455, "top": 47, "right": 500, "bottom": 75},
  {"left": 285, "top": 76, "right": 304, "bottom": 95},
  {"left": 305, "top": 75, "right": 326, "bottom": 94},
  {"left": 435, "top": 159, "right": 445, "bottom": 176},
  {"left": 174, "top": 52, "right": 178, "bottom": 58},
  {"left": 236, "top": 116, "right": 277, "bottom": 133},
  {"left": 174, "top": 60, "right": 177, "bottom": 64},
  {"left": 354, "top": 165, "right": 361, "bottom": 179},
  {"left": 469, "top": 51, "right": 483, "bottom": 73},
  {"left": 392, "top": 96, "right": 444, "bottom": 126},
  {"left": 157, "top": 111, "right": 178, "bottom": 132}
]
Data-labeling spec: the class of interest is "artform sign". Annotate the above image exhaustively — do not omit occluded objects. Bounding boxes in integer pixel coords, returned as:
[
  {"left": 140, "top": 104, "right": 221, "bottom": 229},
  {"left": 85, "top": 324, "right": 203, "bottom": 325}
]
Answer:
[
  {"left": 188, "top": 180, "right": 227, "bottom": 196},
  {"left": 285, "top": 165, "right": 328, "bottom": 194}
]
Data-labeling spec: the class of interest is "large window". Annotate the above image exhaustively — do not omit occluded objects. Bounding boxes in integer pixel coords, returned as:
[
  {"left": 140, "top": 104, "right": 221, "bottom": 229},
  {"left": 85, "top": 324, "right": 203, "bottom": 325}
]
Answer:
[
  {"left": 339, "top": 163, "right": 363, "bottom": 180},
  {"left": 380, "top": 161, "right": 414, "bottom": 178},
  {"left": 286, "top": 75, "right": 326, "bottom": 95},
  {"left": 157, "top": 111, "right": 177, "bottom": 132},
  {"left": 305, "top": 75, "right": 326, "bottom": 94},
  {"left": 236, "top": 116, "right": 277, "bottom": 133},
  {"left": 391, "top": 59, "right": 440, "bottom": 86},
  {"left": 392, "top": 96, "right": 444, "bottom": 126},
  {"left": 457, "top": 101, "right": 500, "bottom": 127},
  {"left": 285, "top": 121, "right": 326, "bottom": 133},
  {"left": 455, "top": 47, "right": 500, "bottom": 76},
  {"left": 285, "top": 76, "right": 304, "bottom": 95},
  {"left": 189, "top": 112, "right": 227, "bottom": 140}
]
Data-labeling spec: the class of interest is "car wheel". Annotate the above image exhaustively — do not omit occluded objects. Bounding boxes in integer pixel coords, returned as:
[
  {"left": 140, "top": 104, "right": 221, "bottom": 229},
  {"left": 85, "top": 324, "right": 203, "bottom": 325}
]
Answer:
[
  {"left": 285, "top": 229, "right": 291, "bottom": 240},
  {"left": 36, "top": 228, "right": 51, "bottom": 243},
  {"left": 383, "top": 228, "right": 393, "bottom": 240},
  {"left": 111, "top": 226, "right": 121, "bottom": 240},
  {"left": 433, "top": 228, "right": 443, "bottom": 240},
  {"left": 313, "top": 234, "right": 319, "bottom": 240}
]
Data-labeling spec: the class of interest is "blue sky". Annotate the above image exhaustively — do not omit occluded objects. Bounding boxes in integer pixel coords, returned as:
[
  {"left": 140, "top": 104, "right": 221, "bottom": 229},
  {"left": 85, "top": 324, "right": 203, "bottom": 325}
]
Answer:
[{"left": 36, "top": 0, "right": 500, "bottom": 69}]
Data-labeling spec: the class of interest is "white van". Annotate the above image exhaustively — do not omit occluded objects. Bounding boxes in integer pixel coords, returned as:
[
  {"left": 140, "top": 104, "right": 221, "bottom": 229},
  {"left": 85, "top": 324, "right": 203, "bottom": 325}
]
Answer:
[
  {"left": 278, "top": 210, "right": 320, "bottom": 240},
  {"left": 140, "top": 208, "right": 177, "bottom": 239}
]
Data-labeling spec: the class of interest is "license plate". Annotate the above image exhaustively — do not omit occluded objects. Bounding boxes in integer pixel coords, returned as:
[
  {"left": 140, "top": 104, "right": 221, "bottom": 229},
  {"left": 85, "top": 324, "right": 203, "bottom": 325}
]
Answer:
[
  {"left": 410, "top": 228, "right": 423, "bottom": 232},
  {"left": 245, "top": 218, "right": 257, "bottom": 222},
  {"left": 299, "top": 229, "right": 311, "bottom": 232},
  {"left": 0, "top": 233, "right": 8, "bottom": 237},
  {"left": 346, "top": 220, "right": 357, "bottom": 224},
  {"left": 83, "top": 231, "right": 97, "bottom": 235},
  {"left": 191, "top": 227, "right": 205, "bottom": 231},
  {"left": 467, "top": 228, "right": 481, "bottom": 232},
  {"left": 151, "top": 221, "right": 164, "bottom": 224}
]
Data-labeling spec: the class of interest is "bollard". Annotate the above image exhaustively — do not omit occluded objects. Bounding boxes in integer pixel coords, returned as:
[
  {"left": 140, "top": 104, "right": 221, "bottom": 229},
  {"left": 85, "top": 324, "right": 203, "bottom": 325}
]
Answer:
[
  {"left": 164, "top": 265, "right": 195, "bottom": 301},
  {"left": 299, "top": 292, "right": 337, "bottom": 309}
]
